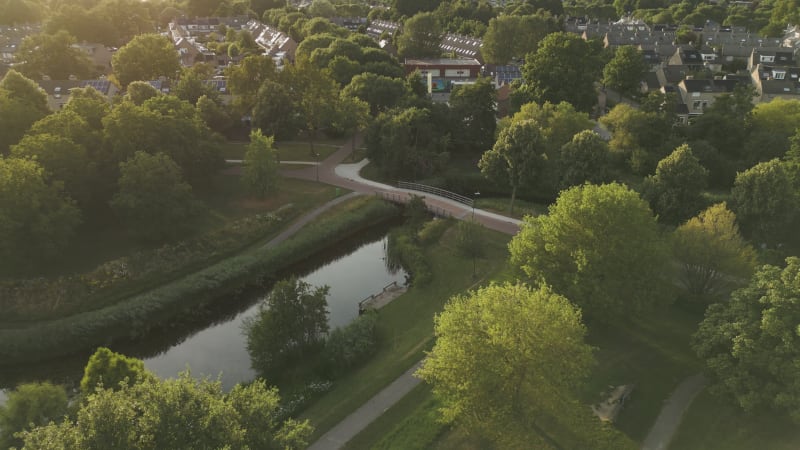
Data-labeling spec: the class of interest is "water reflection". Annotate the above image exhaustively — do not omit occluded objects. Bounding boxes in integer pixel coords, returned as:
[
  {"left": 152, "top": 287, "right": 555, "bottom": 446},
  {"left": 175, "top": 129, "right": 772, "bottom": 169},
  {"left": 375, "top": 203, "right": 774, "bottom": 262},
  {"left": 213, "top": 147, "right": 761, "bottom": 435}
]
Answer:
[{"left": 0, "top": 223, "right": 405, "bottom": 395}]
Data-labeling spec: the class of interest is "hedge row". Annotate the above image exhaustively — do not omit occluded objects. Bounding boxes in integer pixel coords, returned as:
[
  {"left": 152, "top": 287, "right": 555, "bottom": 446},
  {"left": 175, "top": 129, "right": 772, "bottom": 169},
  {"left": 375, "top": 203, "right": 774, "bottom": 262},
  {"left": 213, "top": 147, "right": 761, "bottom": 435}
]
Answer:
[{"left": 0, "top": 198, "right": 400, "bottom": 365}]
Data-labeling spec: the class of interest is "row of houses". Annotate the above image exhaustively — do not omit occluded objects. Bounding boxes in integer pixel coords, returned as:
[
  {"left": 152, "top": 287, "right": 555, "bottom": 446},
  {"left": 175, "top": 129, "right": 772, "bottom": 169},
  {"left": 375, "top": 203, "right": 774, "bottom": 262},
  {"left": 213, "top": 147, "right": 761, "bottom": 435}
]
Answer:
[
  {"left": 34, "top": 76, "right": 231, "bottom": 111},
  {"left": 366, "top": 20, "right": 485, "bottom": 63},
  {"left": 167, "top": 16, "right": 296, "bottom": 69}
]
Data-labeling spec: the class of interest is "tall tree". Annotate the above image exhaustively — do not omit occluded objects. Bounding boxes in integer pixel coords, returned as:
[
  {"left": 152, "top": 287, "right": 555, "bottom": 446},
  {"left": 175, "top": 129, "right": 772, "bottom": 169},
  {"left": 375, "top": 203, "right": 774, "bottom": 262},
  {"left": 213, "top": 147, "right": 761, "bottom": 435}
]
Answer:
[
  {"left": 558, "top": 129, "right": 612, "bottom": 189},
  {"left": 342, "top": 72, "right": 408, "bottom": 116},
  {"left": 102, "top": 95, "right": 222, "bottom": 186},
  {"left": 481, "top": 13, "right": 560, "bottom": 65},
  {"left": 0, "top": 70, "right": 49, "bottom": 154},
  {"left": 242, "top": 129, "right": 280, "bottom": 198},
  {"left": 642, "top": 144, "right": 709, "bottom": 224},
  {"left": 509, "top": 183, "right": 673, "bottom": 321},
  {"left": 110, "top": 152, "right": 200, "bottom": 241},
  {"left": 226, "top": 55, "right": 277, "bottom": 115},
  {"left": 479, "top": 119, "right": 544, "bottom": 214},
  {"left": 252, "top": 80, "right": 300, "bottom": 140},
  {"left": 521, "top": 32, "right": 603, "bottom": 112},
  {"left": 0, "top": 382, "right": 69, "bottom": 450},
  {"left": 64, "top": 86, "right": 111, "bottom": 130},
  {"left": 19, "top": 371, "right": 312, "bottom": 449},
  {"left": 693, "top": 257, "right": 800, "bottom": 421},
  {"left": 332, "top": 94, "right": 370, "bottom": 156},
  {"left": 365, "top": 106, "right": 450, "bottom": 179},
  {"left": 394, "top": 0, "right": 441, "bottom": 17},
  {"left": 243, "top": 277, "right": 329, "bottom": 379},
  {"left": 600, "top": 103, "right": 674, "bottom": 174},
  {"left": 0, "top": 157, "right": 81, "bottom": 271},
  {"left": 448, "top": 77, "right": 497, "bottom": 153},
  {"left": 111, "top": 33, "right": 180, "bottom": 88},
  {"left": 418, "top": 283, "right": 632, "bottom": 449},
  {"left": 673, "top": 203, "right": 757, "bottom": 299},
  {"left": 603, "top": 45, "right": 648, "bottom": 100},
  {"left": 730, "top": 159, "right": 798, "bottom": 245},
  {"left": 283, "top": 62, "right": 339, "bottom": 161},
  {"left": 10, "top": 133, "right": 94, "bottom": 207},
  {"left": 397, "top": 12, "right": 443, "bottom": 58},
  {"left": 15, "top": 30, "right": 96, "bottom": 80},
  {"left": 455, "top": 219, "right": 486, "bottom": 278}
]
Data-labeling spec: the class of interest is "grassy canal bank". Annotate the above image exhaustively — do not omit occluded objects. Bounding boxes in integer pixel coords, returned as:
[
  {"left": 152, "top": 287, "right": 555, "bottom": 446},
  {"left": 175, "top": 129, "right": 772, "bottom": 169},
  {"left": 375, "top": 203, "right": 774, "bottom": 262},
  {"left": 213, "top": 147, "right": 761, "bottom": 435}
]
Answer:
[{"left": 0, "top": 197, "right": 400, "bottom": 365}]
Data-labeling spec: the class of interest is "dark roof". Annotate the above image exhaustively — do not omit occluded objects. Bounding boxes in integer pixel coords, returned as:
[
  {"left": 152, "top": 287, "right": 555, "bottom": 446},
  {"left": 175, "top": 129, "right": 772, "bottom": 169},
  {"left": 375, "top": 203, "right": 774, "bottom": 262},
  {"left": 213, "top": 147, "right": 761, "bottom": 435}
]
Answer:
[
  {"left": 493, "top": 65, "right": 522, "bottom": 85},
  {"left": 36, "top": 79, "right": 113, "bottom": 95},
  {"left": 682, "top": 78, "right": 743, "bottom": 93},
  {"left": 761, "top": 80, "right": 800, "bottom": 94},
  {"left": 204, "top": 79, "right": 227, "bottom": 92}
]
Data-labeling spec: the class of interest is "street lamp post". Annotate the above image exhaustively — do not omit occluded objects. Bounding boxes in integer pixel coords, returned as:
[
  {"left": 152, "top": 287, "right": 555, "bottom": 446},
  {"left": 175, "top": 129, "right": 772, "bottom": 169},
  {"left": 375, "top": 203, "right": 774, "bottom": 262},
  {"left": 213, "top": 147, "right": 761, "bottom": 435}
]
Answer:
[
  {"left": 314, "top": 151, "right": 319, "bottom": 182},
  {"left": 472, "top": 191, "right": 480, "bottom": 220}
]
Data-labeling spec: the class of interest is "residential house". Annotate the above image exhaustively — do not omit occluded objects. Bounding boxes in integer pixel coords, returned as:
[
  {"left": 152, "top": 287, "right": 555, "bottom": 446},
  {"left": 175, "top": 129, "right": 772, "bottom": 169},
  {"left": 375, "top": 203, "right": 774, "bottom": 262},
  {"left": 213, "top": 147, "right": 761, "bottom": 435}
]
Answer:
[
  {"left": 750, "top": 63, "right": 800, "bottom": 102},
  {"left": 72, "top": 42, "right": 115, "bottom": 74},
  {"left": 330, "top": 17, "right": 367, "bottom": 31},
  {"left": 365, "top": 20, "right": 399, "bottom": 40},
  {"left": 246, "top": 20, "right": 297, "bottom": 62},
  {"left": 36, "top": 78, "right": 117, "bottom": 111},
  {"left": 748, "top": 48, "right": 795, "bottom": 70},
  {"left": 669, "top": 47, "right": 705, "bottom": 71},
  {"left": 441, "top": 33, "right": 483, "bottom": 63},
  {"left": 676, "top": 77, "right": 749, "bottom": 116},
  {"left": 404, "top": 58, "right": 482, "bottom": 93}
]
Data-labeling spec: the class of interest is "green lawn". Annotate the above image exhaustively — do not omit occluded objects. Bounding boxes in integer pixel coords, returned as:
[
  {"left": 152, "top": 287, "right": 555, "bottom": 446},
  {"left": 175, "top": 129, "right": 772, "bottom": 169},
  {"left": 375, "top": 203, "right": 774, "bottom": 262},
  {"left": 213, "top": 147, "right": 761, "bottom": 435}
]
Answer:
[
  {"left": 581, "top": 307, "right": 703, "bottom": 441},
  {"left": 669, "top": 390, "right": 800, "bottom": 450},
  {"left": 475, "top": 196, "right": 548, "bottom": 219},
  {"left": 343, "top": 384, "right": 446, "bottom": 450},
  {"left": 35, "top": 175, "right": 338, "bottom": 278},
  {"left": 342, "top": 303, "right": 705, "bottom": 449},
  {"left": 299, "top": 224, "right": 513, "bottom": 441},
  {"left": 221, "top": 138, "right": 346, "bottom": 162}
]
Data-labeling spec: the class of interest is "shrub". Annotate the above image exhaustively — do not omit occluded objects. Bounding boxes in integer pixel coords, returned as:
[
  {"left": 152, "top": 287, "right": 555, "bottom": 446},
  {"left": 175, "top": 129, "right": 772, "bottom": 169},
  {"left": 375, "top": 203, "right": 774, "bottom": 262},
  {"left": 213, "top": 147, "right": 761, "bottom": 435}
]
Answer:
[{"left": 323, "top": 310, "right": 380, "bottom": 377}]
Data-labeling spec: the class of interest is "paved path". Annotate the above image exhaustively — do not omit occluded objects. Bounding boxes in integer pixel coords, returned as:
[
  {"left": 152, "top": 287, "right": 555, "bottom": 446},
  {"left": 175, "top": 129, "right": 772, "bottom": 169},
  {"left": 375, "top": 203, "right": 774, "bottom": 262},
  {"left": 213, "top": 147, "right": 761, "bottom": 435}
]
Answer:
[
  {"left": 263, "top": 192, "right": 363, "bottom": 249},
  {"left": 282, "top": 136, "right": 522, "bottom": 236},
  {"left": 308, "top": 362, "right": 424, "bottom": 450},
  {"left": 275, "top": 135, "right": 703, "bottom": 450},
  {"left": 641, "top": 374, "right": 707, "bottom": 450}
]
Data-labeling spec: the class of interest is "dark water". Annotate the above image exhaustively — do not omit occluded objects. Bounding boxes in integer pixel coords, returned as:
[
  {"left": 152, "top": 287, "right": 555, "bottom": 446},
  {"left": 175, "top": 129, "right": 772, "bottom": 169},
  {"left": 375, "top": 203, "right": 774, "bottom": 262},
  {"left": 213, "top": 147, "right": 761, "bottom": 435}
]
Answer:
[{"left": 0, "top": 225, "right": 406, "bottom": 399}]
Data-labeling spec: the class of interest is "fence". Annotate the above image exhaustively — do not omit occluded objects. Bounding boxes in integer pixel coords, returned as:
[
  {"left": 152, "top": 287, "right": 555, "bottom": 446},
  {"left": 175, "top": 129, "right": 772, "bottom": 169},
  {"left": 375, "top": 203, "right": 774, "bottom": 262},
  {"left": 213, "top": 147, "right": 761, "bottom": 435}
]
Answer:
[
  {"left": 358, "top": 281, "right": 400, "bottom": 314},
  {"left": 397, "top": 181, "right": 474, "bottom": 207},
  {"left": 374, "top": 191, "right": 454, "bottom": 219}
]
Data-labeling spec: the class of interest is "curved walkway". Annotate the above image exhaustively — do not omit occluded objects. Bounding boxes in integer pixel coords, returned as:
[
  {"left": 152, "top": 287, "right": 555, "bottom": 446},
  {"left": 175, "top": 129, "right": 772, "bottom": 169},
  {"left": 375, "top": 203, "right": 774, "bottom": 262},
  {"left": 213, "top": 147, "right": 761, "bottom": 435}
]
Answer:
[
  {"left": 641, "top": 374, "right": 707, "bottom": 450},
  {"left": 282, "top": 138, "right": 522, "bottom": 236}
]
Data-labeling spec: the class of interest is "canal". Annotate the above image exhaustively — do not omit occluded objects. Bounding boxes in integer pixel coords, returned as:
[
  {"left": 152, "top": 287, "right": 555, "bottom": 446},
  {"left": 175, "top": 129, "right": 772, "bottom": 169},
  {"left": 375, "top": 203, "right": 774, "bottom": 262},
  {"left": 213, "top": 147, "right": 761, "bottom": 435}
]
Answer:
[{"left": 0, "top": 224, "right": 406, "bottom": 399}]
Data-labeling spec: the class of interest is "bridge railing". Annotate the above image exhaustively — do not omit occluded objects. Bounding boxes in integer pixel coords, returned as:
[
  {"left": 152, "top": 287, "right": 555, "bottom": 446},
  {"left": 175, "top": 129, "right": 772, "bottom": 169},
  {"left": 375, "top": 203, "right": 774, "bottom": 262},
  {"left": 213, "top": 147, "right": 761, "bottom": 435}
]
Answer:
[
  {"left": 397, "top": 181, "right": 474, "bottom": 207},
  {"left": 375, "top": 191, "right": 455, "bottom": 219}
]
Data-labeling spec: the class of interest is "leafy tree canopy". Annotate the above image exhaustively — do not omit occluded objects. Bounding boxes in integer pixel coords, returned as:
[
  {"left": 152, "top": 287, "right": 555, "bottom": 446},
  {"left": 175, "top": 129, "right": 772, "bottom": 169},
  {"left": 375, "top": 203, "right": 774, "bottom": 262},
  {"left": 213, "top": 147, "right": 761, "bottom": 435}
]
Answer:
[
  {"left": 672, "top": 202, "right": 757, "bottom": 299},
  {"left": 509, "top": 182, "right": 673, "bottom": 321},
  {"left": 642, "top": 143, "right": 709, "bottom": 224},
  {"left": 111, "top": 33, "right": 181, "bottom": 88},
  {"left": 521, "top": 32, "right": 603, "bottom": 112},
  {"left": 418, "top": 282, "right": 634, "bottom": 449},
  {"left": 694, "top": 257, "right": 800, "bottom": 421},
  {"left": 19, "top": 371, "right": 312, "bottom": 449}
]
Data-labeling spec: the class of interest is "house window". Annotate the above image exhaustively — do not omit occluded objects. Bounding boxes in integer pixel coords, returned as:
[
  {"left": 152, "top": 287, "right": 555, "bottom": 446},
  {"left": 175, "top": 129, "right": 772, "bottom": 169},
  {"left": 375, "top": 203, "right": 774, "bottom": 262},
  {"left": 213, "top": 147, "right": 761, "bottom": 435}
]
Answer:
[
  {"left": 693, "top": 100, "right": 702, "bottom": 109},
  {"left": 774, "top": 71, "right": 786, "bottom": 79},
  {"left": 692, "top": 92, "right": 700, "bottom": 97},
  {"left": 761, "top": 55, "right": 775, "bottom": 62},
  {"left": 702, "top": 101, "right": 709, "bottom": 109}
]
